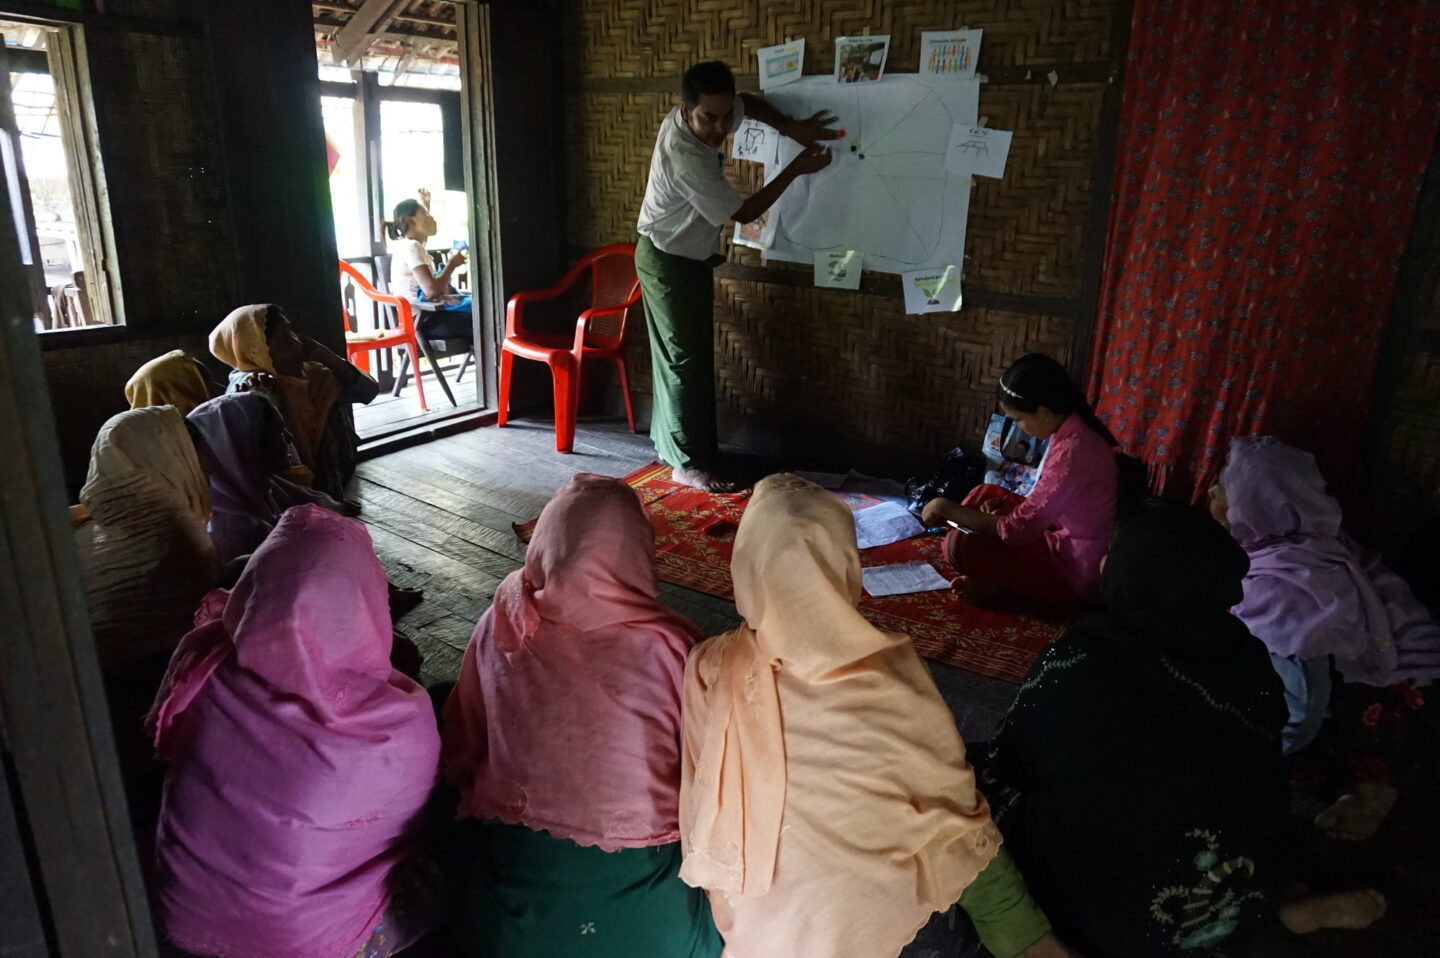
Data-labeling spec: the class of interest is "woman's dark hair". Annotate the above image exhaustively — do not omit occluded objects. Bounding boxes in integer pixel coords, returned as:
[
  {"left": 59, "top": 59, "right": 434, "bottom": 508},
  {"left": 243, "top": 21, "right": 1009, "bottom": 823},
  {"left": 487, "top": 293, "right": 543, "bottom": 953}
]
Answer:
[
  {"left": 997, "top": 352, "right": 1118, "bottom": 447},
  {"left": 682, "top": 60, "right": 736, "bottom": 106},
  {"left": 384, "top": 198, "right": 424, "bottom": 241}
]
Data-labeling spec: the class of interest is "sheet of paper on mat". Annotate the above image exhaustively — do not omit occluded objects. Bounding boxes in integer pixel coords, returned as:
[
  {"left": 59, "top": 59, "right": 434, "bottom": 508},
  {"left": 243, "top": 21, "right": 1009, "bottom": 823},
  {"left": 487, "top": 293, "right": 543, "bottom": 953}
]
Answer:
[
  {"left": 853, "top": 500, "right": 925, "bottom": 550},
  {"left": 862, "top": 561, "right": 952, "bottom": 597}
]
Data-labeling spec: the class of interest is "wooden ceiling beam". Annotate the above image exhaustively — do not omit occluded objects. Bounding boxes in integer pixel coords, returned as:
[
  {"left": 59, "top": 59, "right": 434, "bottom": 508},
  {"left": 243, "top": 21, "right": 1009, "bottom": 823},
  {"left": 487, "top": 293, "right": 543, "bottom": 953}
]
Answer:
[
  {"left": 330, "top": 0, "right": 408, "bottom": 67},
  {"left": 312, "top": 2, "right": 454, "bottom": 30}
]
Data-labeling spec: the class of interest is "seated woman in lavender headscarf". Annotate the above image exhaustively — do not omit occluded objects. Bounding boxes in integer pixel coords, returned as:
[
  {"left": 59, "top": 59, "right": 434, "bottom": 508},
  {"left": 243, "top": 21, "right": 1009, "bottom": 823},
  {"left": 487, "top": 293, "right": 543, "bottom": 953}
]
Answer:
[
  {"left": 186, "top": 393, "right": 345, "bottom": 565},
  {"left": 1209, "top": 436, "right": 1440, "bottom": 837}
]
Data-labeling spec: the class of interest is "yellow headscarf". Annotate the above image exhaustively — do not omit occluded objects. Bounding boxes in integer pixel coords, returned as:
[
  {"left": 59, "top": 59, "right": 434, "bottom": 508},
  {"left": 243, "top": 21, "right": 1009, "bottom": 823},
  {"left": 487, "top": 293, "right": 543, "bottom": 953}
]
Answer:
[
  {"left": 124, "top": 350, "right": 213, "bottom": 416},
  {"left": 680, "top": 474, "right": 1000, "bottom": 957}
]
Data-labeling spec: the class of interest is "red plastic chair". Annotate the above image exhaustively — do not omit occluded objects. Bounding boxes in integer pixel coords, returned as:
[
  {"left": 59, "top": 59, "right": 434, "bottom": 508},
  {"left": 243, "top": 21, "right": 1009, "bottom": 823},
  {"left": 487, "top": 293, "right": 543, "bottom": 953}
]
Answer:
[
  {"left": 338, "top": 260, "right": 428, "bottom": 412},
  {"left": 500, "top": 243, "right": 639, "bottom": 453}
]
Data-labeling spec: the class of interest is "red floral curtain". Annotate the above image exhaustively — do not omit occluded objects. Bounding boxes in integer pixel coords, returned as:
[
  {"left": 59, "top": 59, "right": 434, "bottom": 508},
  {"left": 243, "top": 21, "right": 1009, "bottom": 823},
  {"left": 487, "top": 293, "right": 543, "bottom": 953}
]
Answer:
[{"left": 1088, "top": 0, "right": 1440, "bottom": 504}]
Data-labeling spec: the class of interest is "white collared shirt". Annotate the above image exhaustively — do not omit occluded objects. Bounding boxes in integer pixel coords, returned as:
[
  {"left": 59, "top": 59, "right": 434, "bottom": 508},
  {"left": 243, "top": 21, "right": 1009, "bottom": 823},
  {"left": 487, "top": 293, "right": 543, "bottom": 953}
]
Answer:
[{"left": 636, "top": 102, "right": 746, "bottom": 261}]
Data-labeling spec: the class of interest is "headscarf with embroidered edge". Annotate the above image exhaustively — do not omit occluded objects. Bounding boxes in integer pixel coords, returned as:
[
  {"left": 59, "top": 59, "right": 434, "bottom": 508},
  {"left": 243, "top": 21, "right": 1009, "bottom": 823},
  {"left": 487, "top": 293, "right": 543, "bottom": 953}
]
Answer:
[{"left": 442, "top": 473, "right": 703, "bottom": 851}]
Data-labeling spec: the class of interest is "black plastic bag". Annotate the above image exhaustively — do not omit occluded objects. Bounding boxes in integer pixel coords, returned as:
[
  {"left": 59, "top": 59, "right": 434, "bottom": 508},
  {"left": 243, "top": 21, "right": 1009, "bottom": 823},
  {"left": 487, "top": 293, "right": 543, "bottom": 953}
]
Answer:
[{"left": 905, "top": 446, "right": 983, "bottom": 521}]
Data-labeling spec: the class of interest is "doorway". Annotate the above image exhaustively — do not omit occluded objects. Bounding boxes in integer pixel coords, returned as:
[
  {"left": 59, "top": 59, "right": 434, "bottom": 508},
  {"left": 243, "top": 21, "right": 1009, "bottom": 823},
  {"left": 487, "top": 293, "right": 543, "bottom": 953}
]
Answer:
[{"left": 317, "top": 30, "right": 484, "bottom": 442}]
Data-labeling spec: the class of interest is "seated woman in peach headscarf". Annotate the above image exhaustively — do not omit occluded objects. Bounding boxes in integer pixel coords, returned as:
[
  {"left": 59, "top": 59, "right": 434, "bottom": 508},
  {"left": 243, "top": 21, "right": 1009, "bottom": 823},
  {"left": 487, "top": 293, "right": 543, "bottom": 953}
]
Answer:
[
  {"left": 679, "top": 474, "right": 1069, "bottom": 958},
  {"left": 209, "top": 304, "right": 378, "bottom": 500},
  {"left": 442, "top": 474, "right": 720, "bottom": 958}
]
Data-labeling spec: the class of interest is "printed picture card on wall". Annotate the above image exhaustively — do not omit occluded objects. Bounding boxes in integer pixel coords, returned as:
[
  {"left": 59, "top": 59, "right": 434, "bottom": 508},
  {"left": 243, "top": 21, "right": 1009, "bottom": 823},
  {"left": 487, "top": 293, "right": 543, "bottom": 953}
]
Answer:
[
  {"left": 734, "top": 207, "right": 778, "bottom": 250},
  {"left": 919, "top": 29, "right": 983, "bottom": 80},
  {"left": 814, "top": 248, "right": 863, "bottom": 289},
  {"left": 834, "top": 35, "right": 890, "bottom": 83},
  {"left": 945, "top": 124, "right": 1013, "bottom": 179},
  {"left": 902, "top": 265, "right": 963, "bottom": 314},
  {"left": 757, "top": 39, "right": 805, "bottom": 90}
]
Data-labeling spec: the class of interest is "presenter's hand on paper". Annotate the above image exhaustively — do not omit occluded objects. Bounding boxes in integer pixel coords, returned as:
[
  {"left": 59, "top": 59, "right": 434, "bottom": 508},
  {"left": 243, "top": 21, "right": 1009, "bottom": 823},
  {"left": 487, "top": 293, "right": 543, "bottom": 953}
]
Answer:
[
  {"left": 788, "top": 144, "right": 833, "bottom": 176},
  {"left": 785, "top": 110, "right": 842, "bottom": 147}
]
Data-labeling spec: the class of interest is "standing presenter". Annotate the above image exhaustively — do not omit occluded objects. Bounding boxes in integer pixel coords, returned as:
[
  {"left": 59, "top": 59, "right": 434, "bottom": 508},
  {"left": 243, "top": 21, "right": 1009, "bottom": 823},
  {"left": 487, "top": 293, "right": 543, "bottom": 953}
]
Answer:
[{"left": 637, "top": 60, "right": 838, "bottom": 490}]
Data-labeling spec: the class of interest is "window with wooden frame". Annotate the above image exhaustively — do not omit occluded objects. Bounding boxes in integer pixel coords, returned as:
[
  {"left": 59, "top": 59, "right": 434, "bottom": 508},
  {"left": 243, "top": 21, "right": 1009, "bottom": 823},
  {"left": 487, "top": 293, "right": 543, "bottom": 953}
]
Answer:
[{"left": 1, "top": 19, "right": 122, "bottom": 331}]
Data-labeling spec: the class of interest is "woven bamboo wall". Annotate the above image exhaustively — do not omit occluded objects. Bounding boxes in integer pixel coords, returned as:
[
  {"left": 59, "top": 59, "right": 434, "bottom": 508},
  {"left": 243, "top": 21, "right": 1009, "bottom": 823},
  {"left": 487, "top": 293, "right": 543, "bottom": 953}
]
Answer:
[{"left": 562, "top": 0, "right": 1122, "bottom": 461}]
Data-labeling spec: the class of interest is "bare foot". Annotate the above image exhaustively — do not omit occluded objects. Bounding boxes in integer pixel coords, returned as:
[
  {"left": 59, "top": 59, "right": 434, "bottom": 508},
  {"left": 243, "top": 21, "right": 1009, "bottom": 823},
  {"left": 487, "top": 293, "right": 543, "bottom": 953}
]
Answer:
[
  {"left": 1315, "top": 782, "right": 1399, "bottom": 841},
  {"left": 670, "top": 467, "right": 745, "bottom": 494},
  {"left": 950, "top": 574, "right": 1003, "bottom": 606},
  {"left": 1279, "top": 889, "right": 1387, "bottom": 934}
]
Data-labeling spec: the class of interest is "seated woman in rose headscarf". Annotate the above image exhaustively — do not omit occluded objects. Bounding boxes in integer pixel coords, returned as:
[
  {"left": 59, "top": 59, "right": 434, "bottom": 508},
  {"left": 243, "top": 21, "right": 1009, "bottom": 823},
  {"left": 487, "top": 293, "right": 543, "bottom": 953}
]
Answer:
[
  {"left": 680, "top": 474, "right": 1067, "bottom": 958},
  {"left": 441, "top": 474, "right": 720, "bottom": 958},
  {"left": 209, "top": 304, "right": 379, "bottom": 500},
  {"left": 124, "top": 349, "right": 219, "bottom": 416},
  {"left": 149, "top": 505, "right": 441, "bottom": 958},
  {"left": 186, "top": 393, "right": 345, "bottom": 565},
  {"left": 1210, "top": 436, "right": 1440, "bottom": 836},
  {"left": 980, "top": 503, "right": 1385, "bottom": 956}
]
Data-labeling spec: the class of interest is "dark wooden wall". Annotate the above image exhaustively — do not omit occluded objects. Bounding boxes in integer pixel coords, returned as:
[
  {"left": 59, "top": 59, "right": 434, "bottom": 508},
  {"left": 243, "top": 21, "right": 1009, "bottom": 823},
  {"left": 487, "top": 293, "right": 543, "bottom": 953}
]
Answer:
[
  {"left": 561, "top": 0, "right": 1123, "bottom": 471},
  {"left": 1363, "top": 131, "right": 1440, "bottom": 552},
  {"left": 38, "top": 0, "right": 339, "bottom": 494}
]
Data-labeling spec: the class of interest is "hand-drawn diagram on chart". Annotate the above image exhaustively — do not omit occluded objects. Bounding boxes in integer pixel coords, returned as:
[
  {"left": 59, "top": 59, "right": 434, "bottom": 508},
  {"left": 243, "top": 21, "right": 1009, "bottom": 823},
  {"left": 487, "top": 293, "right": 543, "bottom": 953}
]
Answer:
[
  {"left": 731, "top": 117, "right": 777, "bottom": 163},
  {"left": 765, "top": 75, "right": 980, "bottom": 275}
]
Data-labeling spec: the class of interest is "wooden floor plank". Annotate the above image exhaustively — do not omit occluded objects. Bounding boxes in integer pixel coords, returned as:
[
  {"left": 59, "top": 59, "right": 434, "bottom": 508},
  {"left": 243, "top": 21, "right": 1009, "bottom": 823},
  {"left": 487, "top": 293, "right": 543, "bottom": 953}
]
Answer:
[{"left": 357, "top": 478, "right": 529, "bottom": 564}]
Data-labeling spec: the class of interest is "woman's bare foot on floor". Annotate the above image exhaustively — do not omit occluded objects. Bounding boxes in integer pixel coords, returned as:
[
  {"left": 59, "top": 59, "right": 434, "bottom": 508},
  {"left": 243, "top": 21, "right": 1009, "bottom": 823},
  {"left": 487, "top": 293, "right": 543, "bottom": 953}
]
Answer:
[
  {"left": 1279, "top": 889, "right": 1387, "bottom": 934},
  {"left": 670, "top": 467, "right": 745, "bottom": 494},
  {"left": 949, "top": 574, "right": 1003, "bottom": 606},
  {"left": 1315, "top": 782, "right": 1399, "bottom": 841}
]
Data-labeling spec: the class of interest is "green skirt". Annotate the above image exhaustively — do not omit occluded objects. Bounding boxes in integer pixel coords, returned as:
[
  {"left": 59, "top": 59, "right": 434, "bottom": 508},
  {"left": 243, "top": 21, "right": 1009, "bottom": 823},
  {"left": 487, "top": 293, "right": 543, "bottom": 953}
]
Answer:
[{"left": 456, "top": 822, "right": 723, "bottom": 958}]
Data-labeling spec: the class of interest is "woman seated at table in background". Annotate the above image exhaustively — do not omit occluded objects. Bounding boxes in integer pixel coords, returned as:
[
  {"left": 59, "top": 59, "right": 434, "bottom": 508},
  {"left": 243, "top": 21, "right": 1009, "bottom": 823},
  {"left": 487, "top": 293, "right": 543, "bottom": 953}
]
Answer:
[
  {"left": 442, "top": 474, "right": 720, "bottom": 957},
  {"left": 923, "top": 353, "right": 1118, "bottom": 609},
  {"left": 386, "top": 196, "right": 473, "bottom": 345},
  {"left": 209, "top": 303, "right": 378, "bottom": 501}
]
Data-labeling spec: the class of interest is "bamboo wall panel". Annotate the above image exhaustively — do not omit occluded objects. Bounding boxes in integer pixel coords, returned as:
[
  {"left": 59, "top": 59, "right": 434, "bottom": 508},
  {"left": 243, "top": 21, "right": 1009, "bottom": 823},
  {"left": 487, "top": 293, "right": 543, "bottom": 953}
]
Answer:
[
  {"left": 566, "top": 0, "right": 1116, "bottom": 79},
  {"left": 564, "top": 0, "right": 1121, "bottom": 458}
]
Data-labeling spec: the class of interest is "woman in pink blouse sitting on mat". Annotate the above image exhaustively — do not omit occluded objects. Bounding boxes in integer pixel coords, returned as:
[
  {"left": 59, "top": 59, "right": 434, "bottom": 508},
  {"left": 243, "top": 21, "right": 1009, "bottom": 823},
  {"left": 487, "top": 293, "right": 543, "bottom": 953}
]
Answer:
[{"left": 923, "top": 354, "right": 1118, "bottom": 609}]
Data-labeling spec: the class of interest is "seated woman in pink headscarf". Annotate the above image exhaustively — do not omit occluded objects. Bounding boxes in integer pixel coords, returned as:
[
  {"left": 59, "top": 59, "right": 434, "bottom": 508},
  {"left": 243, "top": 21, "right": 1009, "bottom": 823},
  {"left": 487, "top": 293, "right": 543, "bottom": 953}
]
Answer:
[
  {"left": 1210, "top": 436, "right": 1440, "bottom": 839},
  {"left": 441, "top": 474, "right": 720, "bottom": 958},
  {"left": 923, "top": 353, "right": 1118, "bottom": 608},
  {"left": 681, "top": 474, "right": 1069, "bottom": 958},
  {"left": 149, "top": 505, "right": 441, "bottom": 958}
]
